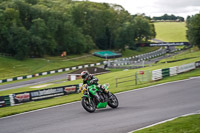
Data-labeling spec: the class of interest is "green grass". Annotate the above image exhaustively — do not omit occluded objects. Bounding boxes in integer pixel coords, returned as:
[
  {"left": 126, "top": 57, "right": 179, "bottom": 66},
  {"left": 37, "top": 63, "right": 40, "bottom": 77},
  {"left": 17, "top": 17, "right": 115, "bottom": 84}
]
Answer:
[
  {"left": 154, "top": 22, "right": 188, "bottom": 42},
  {"left": 0, "top": 54, "right": 103, "bottom": 79},
  {"left": 158, "top": 47, "right": 200, "bottom": 64},
  {"left": 0, "top": 48, "right": 200, "bottom": 117},
  {"left": 0, "top": 47, "right": 158, "bottom": 80},
  {"left": 134, "top": 114, "right": 200, "bottom": 133}
]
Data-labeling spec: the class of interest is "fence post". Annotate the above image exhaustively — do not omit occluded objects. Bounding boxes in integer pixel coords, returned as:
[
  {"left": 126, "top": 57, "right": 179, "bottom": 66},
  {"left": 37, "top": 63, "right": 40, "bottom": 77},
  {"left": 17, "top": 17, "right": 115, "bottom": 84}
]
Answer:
[
  {"left": 135, "top": 72, "right": 137, "bottom": 85},
  {"left": 116, "top": 78, "right": 118, "bottom": 88}
]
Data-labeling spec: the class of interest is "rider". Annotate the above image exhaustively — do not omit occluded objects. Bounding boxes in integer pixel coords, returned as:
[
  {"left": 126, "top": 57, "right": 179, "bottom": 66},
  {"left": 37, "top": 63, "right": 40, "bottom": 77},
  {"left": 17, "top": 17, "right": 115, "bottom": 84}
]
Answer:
[{"left": 81, "top": 71, "right": 112, "bottom": 97}]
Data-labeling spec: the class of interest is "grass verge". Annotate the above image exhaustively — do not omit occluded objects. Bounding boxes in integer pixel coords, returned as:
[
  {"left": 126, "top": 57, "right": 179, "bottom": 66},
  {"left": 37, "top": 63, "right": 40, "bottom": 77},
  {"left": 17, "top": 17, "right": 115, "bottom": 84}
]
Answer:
[{"left": 133, "top": 114, "right": 200, "bottom": 133}]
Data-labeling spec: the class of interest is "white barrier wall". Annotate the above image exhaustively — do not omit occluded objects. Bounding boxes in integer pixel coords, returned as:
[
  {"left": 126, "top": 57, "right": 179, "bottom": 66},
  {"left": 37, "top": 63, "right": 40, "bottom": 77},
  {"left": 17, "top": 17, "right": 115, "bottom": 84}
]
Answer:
[
  {"left": 177, "top": 63, "right": 196, "bottom": 74},
  {"left": 170, "top": 66, "right": 178, "bottom": 76},
  {"left": 152, "top": 69, "right": 162, "bottom": 81}
]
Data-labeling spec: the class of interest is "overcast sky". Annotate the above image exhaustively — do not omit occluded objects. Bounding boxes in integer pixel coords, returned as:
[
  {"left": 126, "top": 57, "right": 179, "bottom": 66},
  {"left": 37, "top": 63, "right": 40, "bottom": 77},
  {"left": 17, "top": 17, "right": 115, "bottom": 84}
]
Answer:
[{"left": 78, "top": 0, "right": 200, "bottom": 18}]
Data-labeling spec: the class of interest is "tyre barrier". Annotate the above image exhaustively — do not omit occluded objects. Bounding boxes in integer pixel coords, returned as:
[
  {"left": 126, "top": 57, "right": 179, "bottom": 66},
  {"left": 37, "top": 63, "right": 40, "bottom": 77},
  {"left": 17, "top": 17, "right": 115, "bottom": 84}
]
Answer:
[{"left": 152, "top": 61, "right": 199, "bottom": 81}]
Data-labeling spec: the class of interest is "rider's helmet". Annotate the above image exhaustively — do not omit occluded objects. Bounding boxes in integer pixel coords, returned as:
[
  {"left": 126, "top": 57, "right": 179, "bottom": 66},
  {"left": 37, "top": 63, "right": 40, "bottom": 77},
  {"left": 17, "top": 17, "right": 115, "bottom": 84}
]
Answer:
[{"left": 81, "top": 71, "right": 89, "bottom": 80}]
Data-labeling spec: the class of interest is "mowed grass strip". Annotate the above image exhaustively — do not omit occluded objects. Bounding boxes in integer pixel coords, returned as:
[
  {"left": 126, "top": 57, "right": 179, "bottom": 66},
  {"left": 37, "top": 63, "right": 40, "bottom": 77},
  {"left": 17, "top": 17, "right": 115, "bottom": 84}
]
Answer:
[
  {"left": 133, "top": 114, "right": 200, "bottom": 133},
  {"left": 154, "top": 22, "right": 188, "bottom": 42}
]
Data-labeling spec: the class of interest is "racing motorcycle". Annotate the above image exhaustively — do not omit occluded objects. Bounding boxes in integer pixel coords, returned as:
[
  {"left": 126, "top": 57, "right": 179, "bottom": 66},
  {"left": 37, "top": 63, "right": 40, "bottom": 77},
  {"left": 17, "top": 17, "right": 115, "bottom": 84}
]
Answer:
[{"left": 80, "top": 83, "right": 118, "bottom": 113}]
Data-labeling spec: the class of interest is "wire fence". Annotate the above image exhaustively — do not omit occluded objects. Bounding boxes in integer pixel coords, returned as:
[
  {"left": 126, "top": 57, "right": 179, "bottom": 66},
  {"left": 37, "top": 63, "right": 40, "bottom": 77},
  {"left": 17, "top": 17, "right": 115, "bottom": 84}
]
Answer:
[
  {"left": 115, "top": 75, "right": 136, "bottom": 88},
  {"left": 115, "top": 70, "right": 151, "bottom": 88}
]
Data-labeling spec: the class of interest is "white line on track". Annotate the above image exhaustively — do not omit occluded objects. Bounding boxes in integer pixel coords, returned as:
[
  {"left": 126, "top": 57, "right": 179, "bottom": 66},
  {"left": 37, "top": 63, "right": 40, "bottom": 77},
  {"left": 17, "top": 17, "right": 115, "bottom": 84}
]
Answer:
[{"left": 128, "top": 110, "right": 200, "bottom": 133}]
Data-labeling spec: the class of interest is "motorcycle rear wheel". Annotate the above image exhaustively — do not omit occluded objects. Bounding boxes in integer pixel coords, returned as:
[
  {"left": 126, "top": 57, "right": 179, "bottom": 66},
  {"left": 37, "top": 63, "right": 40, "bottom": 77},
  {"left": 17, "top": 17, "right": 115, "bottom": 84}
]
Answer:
[
  {"left": 81, "top": 97, "right": 96, "bottom": 113},
  {"left": 108, "top": 93, "right": 119, "bottom": 108}
]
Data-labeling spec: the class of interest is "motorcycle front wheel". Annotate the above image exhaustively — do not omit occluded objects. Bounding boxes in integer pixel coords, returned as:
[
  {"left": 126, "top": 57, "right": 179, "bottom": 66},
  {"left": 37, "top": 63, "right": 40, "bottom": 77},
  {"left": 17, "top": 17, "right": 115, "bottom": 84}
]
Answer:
[
  {"left": 81, "top": 97, "right": 96, "bottom": 113},
  {"left": 108, "top": 93, "right": 119, "bottom": 108}
]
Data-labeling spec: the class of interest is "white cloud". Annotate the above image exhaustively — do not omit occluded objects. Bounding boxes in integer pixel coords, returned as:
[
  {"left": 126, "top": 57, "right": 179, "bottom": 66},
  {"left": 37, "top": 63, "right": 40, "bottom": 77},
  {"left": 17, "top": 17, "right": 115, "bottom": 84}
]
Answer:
[{"left": 78, "top": 0, "right": 200, "bottom": 18}]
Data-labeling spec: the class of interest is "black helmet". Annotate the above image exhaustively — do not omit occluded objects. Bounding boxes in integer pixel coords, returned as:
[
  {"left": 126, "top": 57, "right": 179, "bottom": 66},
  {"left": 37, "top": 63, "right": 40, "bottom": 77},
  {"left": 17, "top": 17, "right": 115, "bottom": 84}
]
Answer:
[{"left": 81, "top": 71, "right": 89, "bottom": 80}]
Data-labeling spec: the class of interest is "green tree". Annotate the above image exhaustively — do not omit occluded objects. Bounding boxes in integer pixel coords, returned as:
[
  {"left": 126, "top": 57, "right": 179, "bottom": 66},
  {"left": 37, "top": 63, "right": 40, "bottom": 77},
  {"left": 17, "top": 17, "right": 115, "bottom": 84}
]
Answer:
[
  {"left": 133, "top": 15, "right": 156, "bottom": 43},
  {"left": 115, "top": 22, "right": 136, "bottom": 50},
  {"left": 9, "top": 26, "right": 30, "bottom": 59},
  {"left": 29, "top": 18, "right": 56, "bottom": 57},
  {"left": 0, "top": 0, "right": 157, "bottom": 59},
  {"left": 186, "top": 13, "right": 200, "bottom": 48}
]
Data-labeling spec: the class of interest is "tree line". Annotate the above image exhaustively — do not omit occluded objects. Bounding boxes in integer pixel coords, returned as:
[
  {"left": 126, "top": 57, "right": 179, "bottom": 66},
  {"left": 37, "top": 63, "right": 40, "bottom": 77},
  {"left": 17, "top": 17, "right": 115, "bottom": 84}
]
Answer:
[
  {"left": 0, "top": 0, "right": 155, "bottom": 59},
  {"left": 186, "top": 13, "right": 200, "bottom": 49},
  {"left": 152, "top": 14, "right": 184, "bottom": 22}
]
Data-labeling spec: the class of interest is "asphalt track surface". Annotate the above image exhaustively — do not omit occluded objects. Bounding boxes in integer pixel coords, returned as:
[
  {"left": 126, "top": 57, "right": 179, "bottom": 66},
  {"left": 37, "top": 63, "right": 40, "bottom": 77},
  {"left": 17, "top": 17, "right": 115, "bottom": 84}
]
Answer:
[
  {"left": 1, "top": 77, "right": 200, "bottom": 133},
  {"left": 0, "top": 73, "right": 68, "bottom": 91}
]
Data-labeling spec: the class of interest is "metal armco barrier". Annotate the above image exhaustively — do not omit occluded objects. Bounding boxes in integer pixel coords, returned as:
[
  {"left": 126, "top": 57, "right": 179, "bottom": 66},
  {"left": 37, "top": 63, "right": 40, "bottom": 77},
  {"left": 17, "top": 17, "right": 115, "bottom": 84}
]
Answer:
[{"left": 0, "top": 84, "right": 80, "bottom": 107}]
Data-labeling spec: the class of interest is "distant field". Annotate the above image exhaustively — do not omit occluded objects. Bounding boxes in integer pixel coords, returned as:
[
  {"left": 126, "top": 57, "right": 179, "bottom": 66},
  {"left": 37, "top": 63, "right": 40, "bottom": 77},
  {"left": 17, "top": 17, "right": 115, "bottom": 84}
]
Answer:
[{"left": 154, "top": 22, "right": 188, "bottom": 42}]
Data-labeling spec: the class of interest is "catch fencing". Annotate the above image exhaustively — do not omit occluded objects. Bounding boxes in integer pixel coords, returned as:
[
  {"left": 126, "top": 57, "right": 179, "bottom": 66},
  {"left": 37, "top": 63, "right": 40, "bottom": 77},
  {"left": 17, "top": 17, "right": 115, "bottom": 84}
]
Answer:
[
  {"left": 135, "top": 70, "right": 151, "bottom": 85},
  {"left": 115, "top": 75, "right": 136, "bottom": 88},
  {"left": 115, "top": 70, "right": 151, "bottom": 87}
]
